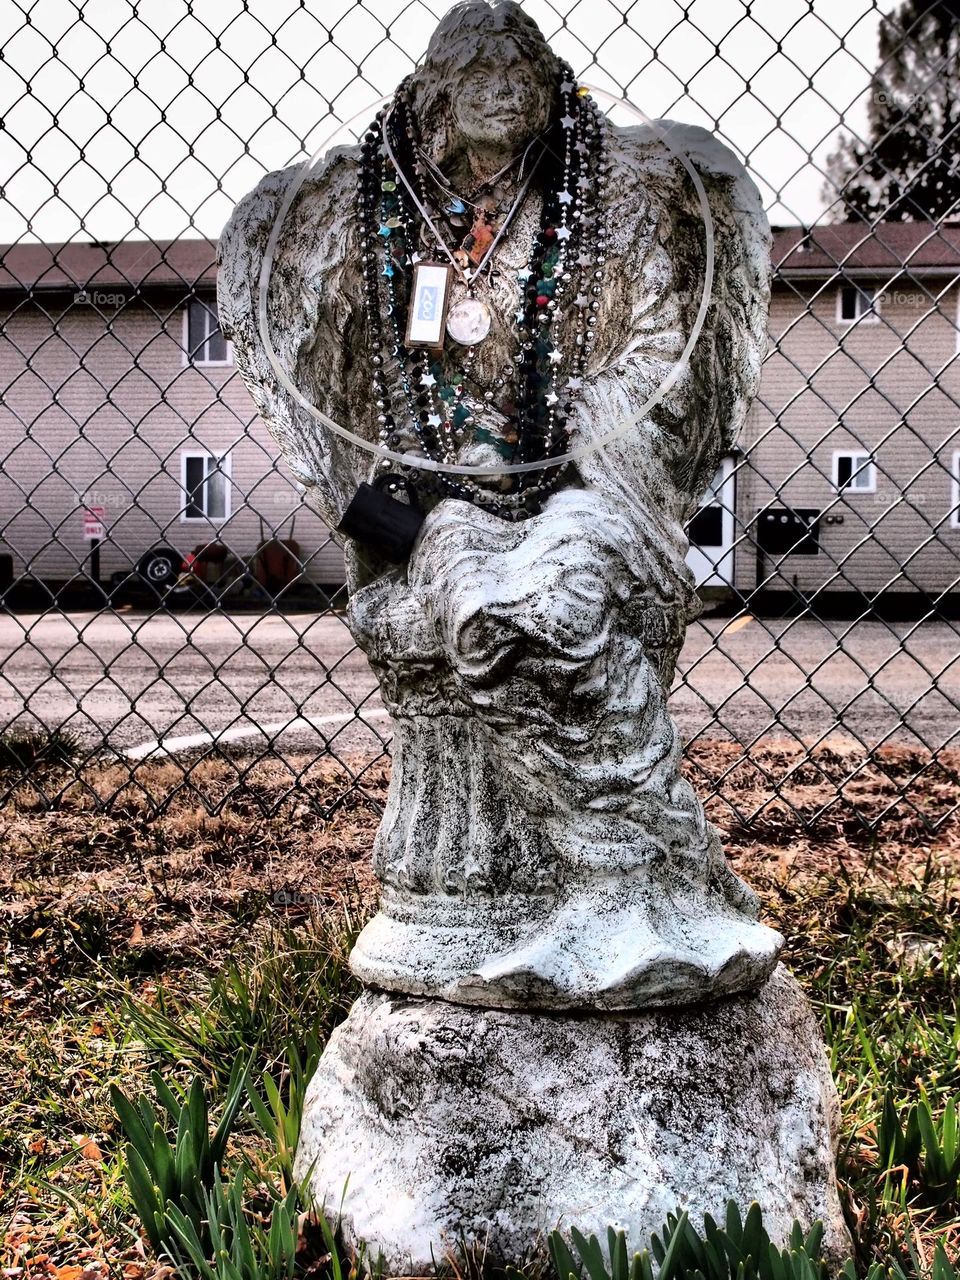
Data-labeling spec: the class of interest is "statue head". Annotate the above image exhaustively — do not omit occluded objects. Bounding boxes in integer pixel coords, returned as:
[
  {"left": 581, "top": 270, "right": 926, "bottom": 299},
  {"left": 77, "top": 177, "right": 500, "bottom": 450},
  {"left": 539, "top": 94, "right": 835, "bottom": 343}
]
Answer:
[{"left": 408, "top": 0, "right": 562, "bottom": 163}]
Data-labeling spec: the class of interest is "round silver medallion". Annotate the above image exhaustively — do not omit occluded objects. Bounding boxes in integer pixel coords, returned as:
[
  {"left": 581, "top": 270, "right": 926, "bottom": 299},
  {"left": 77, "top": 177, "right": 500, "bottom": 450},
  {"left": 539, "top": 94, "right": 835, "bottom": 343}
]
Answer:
[{"left": 446, "top": 297, "right": 492, "bottom": 345}]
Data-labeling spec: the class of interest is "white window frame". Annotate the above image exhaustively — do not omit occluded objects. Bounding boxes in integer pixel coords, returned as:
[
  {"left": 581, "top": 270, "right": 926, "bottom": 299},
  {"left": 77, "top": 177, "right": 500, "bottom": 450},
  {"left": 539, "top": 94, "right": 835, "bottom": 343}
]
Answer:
[
  {"left": 836, "top": 283, "right": 880, "bottom": 325},
  {"left": 685, "top": 454, "right": 737, "bottom": 587},
  {"left": 951, "top": 449, "right": 960, "bottom": 529},
  {"left": 182, "top": 297, "right": 233, "bottom": 367},
  {"left": 180, "top": 450, "right": 232, "bottom": 522},
  {"left": 832, "top": 449, "right": 877, "bottom": 494}
]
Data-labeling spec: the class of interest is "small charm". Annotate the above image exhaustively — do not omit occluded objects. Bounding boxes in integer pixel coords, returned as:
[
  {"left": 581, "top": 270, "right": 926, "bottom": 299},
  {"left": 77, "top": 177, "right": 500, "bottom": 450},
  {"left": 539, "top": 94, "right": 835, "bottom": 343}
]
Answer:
[{"left": 461, "top": 210, "right": 497, "bottom": 266}]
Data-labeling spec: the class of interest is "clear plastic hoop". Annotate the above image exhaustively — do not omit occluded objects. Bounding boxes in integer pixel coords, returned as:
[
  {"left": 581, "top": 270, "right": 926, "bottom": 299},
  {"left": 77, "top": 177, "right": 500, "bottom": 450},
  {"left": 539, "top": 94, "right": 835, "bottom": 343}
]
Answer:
[{"left": 256, "top": 85, "right": 715, "bottom": 479}]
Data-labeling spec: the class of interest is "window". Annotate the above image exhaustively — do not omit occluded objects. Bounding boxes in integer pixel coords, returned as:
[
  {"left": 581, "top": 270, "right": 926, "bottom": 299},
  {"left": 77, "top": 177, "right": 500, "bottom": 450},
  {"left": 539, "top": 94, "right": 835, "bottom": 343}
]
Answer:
[
  {"left": 181, "top": 451, "right": 231, "bottom": 521},
  {"left": 952, "top": 450, "right": 960, "bottom": 529},
  {"left": 688, "top": 460, "right": 733, "bottom": 549},
  {"left": 184, "top": 297, "right": 231, "bottom": 365},
  {"left": 833, "top": 449, "right": 876, "bottom": 493},
  {"left": 686, "top": 456, "right": 736, "bottom": 587},
  {"left": 837, "top": 284, "right": 880, "bottom": 324}
]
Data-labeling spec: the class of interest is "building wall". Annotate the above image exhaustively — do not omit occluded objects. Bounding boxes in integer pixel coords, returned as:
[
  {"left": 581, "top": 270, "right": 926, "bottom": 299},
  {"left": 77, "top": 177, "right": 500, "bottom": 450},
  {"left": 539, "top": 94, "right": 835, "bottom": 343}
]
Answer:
[
  {"left": 0, "top": 292, "right": 346, "bottom": 586},
  {"left": 4, "top": 273, "right": 959, "bottom": 599},
  {"left": 733, "top": 276, "right": 960, "bottom": 596}
]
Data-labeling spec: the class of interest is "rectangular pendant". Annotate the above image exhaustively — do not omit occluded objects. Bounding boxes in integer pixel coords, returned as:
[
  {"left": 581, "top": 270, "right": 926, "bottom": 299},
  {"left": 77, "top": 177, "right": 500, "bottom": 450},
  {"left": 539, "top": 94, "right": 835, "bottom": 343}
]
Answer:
[{"left": 405, "top": 261, "right": 454, "bottom": 349}]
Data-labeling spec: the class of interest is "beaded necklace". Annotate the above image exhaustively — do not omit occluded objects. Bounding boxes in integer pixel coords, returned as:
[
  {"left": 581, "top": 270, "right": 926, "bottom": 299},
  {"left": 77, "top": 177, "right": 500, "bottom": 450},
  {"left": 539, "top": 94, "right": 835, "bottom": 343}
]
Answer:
[{"left": 355, "top": 64, "right": 608, "bottom": 521}]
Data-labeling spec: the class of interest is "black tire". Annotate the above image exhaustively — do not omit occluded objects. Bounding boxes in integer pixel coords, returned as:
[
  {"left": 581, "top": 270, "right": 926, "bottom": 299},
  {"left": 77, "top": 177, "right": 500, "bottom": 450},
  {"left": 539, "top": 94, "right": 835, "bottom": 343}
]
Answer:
[{"left": 137, "top": 546, "right": 181, "bottom": 591}]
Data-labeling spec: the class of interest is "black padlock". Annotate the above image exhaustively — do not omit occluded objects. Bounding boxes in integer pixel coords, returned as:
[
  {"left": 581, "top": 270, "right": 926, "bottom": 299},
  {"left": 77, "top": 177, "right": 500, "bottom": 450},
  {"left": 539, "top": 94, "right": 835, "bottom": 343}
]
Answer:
[{"left": 337, "top": 472, "right": 425, "bottom": 564}]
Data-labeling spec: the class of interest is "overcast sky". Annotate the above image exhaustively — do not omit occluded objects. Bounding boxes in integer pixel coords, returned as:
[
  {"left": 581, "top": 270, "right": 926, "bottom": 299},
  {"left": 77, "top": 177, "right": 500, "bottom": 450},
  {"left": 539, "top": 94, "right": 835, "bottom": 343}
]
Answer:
[{"left": 0, "top": 0, "right": 897, "bottom": 246}]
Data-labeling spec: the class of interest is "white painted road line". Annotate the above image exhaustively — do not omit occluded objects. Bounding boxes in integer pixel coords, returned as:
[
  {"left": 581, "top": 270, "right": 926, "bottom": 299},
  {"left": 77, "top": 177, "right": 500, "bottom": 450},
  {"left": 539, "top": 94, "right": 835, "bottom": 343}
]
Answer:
[{"left": 123, "top": 708, "right": 392, "bottom": 760}]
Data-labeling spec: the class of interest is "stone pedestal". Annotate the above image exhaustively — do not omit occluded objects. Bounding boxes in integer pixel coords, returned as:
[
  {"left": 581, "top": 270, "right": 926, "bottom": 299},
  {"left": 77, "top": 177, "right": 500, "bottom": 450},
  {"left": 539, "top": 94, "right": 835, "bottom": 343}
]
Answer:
[{"left": 295, "top": 966, "right": 849, "bottom": 1272}]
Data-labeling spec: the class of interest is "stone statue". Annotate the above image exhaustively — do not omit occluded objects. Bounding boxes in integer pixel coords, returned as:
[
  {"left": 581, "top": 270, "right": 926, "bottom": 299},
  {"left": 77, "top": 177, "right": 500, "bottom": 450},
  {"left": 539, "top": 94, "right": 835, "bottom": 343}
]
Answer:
[{"left": 218, "top": 1, "right": 848, "bottom": 1270}]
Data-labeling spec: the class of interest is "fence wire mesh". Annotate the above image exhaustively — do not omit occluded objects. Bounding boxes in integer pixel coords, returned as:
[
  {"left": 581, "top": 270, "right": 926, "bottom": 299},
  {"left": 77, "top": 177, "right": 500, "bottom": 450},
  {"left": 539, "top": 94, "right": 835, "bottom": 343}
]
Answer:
[{"left": 0, "top": 0, "right": 958, "bottom": 835}]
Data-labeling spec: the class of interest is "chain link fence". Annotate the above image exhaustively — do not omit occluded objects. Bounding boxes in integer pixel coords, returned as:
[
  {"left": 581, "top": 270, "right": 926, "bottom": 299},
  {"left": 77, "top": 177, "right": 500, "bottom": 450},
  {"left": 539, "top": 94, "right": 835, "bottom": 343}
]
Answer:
[{"left": 0, "top": 0, "right": 958, "bottom": 834}]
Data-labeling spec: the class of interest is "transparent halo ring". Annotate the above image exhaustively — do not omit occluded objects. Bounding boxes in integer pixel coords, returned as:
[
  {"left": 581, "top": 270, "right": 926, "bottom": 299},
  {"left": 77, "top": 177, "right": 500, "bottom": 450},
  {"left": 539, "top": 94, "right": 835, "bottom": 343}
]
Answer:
[{"left": 256, "top": 85, "right": 715, "bottom": 479}]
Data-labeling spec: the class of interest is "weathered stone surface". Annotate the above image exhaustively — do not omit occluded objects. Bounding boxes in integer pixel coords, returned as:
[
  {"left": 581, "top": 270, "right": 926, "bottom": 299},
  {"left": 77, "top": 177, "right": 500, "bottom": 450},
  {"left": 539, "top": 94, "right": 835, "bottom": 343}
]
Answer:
[
  {"left": 218, "top": 3, "right": 781, "bottom": 1010},
  {"left": 296, "top": 965, "right": 849, "bottom": 1272},
  {"left": 345, "top": 486, "right": 782, "bottom": 1011},
  {"left": 221, "top": 1, "right": 845, "bottom": 1265}
]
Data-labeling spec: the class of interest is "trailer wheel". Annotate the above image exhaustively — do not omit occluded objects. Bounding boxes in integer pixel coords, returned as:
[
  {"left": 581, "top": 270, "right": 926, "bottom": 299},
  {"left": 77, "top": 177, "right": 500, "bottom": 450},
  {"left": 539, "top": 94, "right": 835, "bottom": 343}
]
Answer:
[{"left": 137, "top": 546, "right": 181, "bottom": 590}]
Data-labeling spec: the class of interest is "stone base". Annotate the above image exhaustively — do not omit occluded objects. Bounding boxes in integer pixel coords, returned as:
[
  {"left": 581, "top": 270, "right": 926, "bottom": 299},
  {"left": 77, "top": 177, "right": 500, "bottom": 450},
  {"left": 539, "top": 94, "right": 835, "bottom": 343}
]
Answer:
[{"left": 295, "top": 966, "right": 849, "bottom": 1273}]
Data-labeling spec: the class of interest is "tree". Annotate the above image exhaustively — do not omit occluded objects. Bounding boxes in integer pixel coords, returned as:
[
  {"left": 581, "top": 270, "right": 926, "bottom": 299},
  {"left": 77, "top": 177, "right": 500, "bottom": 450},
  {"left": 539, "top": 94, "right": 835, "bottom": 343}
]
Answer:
[{"left": 826, "top": 0, "right": 960, "bottom": 222}]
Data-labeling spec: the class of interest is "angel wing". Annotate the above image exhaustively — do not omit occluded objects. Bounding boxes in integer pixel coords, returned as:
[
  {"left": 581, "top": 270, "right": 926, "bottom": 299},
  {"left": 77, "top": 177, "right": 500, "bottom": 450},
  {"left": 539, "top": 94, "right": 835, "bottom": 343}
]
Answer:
[
  {"left": 218, "top": 119, "right": 769, "bottom": 598},
  {"left": 571, "top": 120, "right": 771, "bottom": 536},
  {"left": 217, "top": 145, "right": 373, "bottom": 534}
]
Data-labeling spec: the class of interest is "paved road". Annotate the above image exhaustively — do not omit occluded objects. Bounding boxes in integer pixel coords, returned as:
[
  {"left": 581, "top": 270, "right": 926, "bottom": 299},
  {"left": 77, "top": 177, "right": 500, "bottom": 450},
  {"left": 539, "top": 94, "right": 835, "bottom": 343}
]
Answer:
[{"left": 0, "top": 609, "right": 958, "bottom": 759}]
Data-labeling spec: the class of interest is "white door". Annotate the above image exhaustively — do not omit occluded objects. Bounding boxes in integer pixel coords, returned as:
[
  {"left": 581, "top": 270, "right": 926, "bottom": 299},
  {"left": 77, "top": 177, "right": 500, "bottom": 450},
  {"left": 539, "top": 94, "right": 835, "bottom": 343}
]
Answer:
[{"left": 685, "top": 457, "right": 736, "bottom": 586}]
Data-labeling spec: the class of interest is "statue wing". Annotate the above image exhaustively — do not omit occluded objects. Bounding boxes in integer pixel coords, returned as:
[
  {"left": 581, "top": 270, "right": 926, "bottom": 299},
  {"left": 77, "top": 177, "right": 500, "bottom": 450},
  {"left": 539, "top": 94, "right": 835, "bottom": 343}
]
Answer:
[
  {"left": 217, "top": 146, "right": 371, "bottom": 530},
  {"left": 571, "top": 120, "right": 771, "bottom": 533}
]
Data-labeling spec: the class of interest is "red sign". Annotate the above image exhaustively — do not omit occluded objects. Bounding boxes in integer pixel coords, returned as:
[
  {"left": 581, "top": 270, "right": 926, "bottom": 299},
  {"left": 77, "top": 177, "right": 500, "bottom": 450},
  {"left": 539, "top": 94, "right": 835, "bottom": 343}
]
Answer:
[{"left": 83, "top": 506, "right": 105, "bottom": 541}]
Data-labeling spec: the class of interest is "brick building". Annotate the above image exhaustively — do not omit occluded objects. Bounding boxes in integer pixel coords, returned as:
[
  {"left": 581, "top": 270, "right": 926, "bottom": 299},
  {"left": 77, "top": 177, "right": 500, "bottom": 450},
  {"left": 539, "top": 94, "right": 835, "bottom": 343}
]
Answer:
[{"left": 1, "top": 226, "right": 959, "bottom": 605}]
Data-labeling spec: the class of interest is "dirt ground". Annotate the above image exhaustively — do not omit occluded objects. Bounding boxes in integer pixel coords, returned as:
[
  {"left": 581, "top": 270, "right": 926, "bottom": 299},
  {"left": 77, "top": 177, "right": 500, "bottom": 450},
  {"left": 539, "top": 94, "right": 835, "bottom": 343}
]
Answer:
[
  {"left": 2, "top": 736, "right": 957, "bottom": 1003},
  {"left": 1, "top": 735, "right": 959, "bottom": 1276}
]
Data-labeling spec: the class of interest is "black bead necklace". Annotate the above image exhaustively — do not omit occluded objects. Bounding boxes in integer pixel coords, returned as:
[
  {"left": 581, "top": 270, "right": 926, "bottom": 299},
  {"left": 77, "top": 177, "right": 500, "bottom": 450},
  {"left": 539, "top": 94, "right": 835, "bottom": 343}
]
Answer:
[{"left": 355, "top": 64, "right": 608, "bottom": 521}]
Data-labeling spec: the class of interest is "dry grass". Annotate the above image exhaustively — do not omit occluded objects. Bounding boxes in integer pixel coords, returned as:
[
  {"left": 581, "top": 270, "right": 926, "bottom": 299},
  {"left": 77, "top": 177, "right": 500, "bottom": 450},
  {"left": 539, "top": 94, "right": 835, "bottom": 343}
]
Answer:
[{"left": 0, "top": 737, "right": 958, "bottom": 1276}]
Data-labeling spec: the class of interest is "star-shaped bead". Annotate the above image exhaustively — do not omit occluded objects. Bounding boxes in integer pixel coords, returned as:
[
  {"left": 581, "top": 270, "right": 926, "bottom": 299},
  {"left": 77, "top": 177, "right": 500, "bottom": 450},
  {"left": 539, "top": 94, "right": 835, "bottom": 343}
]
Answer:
[
  {"left": 574, "top": 294, "right": 590, "bottom": 308},
  {"left": 575, "top": 140, "right": 588, "bottom": 155},
  {"left": 548, "top": 348, "right": 563, "bottom": 365},
  {"left": 567, "top": 376, "right": 583, "bottom": 391},
  {"left": 517, "top": 267, "right": 532, "bottom": 283},
  {"left": 378, "top": 224, "right": 392, "bottom": 238},
  {"left": 555, "top": 226, "right": 572, "bottom": 240},
  {"left": 561, "top": 80, "right": 575, "bottom": 93},
  {"left": 427, "top": 413, "right": 442, "bottom": 427},
  {"left": 546, "top": 391, "right": 559, "bottom": 405},
  {"left": 557, "top": 190, "right": 573, "bottom": 205},
  {"left": 577, "top": 176, "right": 591, "bottom": 190},
  {"left": 560, "top": 114, "right": 576, "bottom": 130},
  {"left": 420, "top": 372, "right": 436, "bottom": 387},
  {"left": 577, "top": 253, "right": 593, "bottom": 267}
]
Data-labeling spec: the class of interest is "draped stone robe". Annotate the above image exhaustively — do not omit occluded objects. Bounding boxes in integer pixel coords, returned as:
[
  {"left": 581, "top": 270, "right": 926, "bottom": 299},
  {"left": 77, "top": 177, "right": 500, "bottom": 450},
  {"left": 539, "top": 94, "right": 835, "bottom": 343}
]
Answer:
[{"left": 218, "top": 118, "right": 781, "bottom": 1011}]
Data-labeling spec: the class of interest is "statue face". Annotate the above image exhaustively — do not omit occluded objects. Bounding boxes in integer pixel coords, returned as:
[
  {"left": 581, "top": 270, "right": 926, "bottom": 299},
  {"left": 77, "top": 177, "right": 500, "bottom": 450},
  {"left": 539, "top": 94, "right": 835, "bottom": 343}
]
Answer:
[{"left": 450, "top": 39, "right": 553, "bottom": 152}]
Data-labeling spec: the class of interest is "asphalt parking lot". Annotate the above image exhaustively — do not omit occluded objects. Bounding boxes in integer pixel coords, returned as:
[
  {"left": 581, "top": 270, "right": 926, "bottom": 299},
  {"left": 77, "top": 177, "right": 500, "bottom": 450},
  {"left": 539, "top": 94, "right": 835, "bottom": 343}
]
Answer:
[{"left": 0, "top": 608, "right": 958, "bottom": 761}]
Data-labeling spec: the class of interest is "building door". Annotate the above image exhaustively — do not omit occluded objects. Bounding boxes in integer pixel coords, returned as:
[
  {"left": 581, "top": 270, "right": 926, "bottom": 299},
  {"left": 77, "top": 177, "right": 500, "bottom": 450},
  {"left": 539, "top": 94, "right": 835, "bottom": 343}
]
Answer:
[{"left": 686, "top": 456, "right": 736, "bottom": 586}]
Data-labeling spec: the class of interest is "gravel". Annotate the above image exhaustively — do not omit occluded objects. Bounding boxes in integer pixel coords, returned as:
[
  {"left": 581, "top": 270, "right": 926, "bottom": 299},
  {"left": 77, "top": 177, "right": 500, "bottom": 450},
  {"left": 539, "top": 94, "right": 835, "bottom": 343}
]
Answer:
[{"left": 0, "top": 608, "right": 957, "bottom": 759}]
